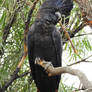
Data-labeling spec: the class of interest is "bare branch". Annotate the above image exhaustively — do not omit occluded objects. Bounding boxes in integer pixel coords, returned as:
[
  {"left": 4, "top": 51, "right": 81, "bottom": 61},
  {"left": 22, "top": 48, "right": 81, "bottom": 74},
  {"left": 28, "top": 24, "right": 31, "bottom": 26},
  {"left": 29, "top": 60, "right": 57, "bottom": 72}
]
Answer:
[
  {"left": 69, "top": 23, "right": 87, "bottom": 38},
  {"left": 35, "top": 58, "right": 92, "bottom": 91},
  {"left": 62, "top": 23, "right": 87, "bottom": 44},
  {"left": 84, "top": 88, "right": 92, "bottom": 92},
  {"left": 0, "top": 68, "right": 20, "bottom": 92},
  {"left": 0, "top": 69, "right": 31, "bottom": 92},
  {"left": 18, "top": 70, "right": 31, "bottom": 78},
  {"left": 75, "top": 32, "right": 92, "bottom": 37},
  {"left": 59, "top": 22, "right": 78, "bottom": 54},
  {"left": 68, "top": 60, "right": 92, "bottom": 66},
  {"left": 18, "top": 0, "right": 39, "bottom": 68},
  {"left": 68, "top": 55, "right": 92, "bottom": 66}
]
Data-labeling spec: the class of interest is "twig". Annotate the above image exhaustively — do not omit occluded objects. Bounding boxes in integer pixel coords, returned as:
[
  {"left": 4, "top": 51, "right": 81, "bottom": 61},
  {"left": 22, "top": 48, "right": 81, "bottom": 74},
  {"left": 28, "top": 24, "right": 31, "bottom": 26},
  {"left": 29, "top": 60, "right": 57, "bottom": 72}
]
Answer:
[
  {"left": 0, "top": 68, "right": 19, "bottom": 92},
  {"left": 59, "top": 22, "right": 78, "bottom": 54},
  {"left": 84, "top": 88, "right": 92, "bottom": 92},
  {"left": 68, "top": 60, "right": 92, "bottom": 66},
  {"left": 2, "top": 0, "right": 24, "bottom": 44},
  {"left": 0, "top": 69, "right": 31, "bottom": 92},
  {"left": 68, "top": 54, "right": 92, "bottom": 66},
  {"left": 18, "top": 70, "right": 31, "bottom": 78},
  {"left": 75, "top": 32, "right": 92, "bottom": 37},
  {"left": 73, "top": 88, "right": 85, "bottom": 92},
  {"left": 69, "top": 23, "right": 86, "bottom": 38},
  {"left": 62, "top": 22, "right": 87, "bottom": 44},
  {"left": 18, "top": 0, "right": 39, "bottom": 68}
]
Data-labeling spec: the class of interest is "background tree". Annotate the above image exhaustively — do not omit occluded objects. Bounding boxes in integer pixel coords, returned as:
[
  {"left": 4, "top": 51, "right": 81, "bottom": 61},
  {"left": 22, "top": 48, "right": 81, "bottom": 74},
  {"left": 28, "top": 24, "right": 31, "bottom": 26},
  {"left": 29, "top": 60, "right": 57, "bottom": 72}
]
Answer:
[{"left": 0, "top": 0, "right": 92, "bottom": 92}]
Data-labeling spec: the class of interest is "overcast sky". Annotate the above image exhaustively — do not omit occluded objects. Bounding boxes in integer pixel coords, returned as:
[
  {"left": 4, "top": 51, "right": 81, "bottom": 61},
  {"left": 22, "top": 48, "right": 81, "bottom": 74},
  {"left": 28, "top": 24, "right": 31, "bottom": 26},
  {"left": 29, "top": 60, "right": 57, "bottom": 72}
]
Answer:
[{"left": 62, "top": 26, "right": 92, "bottom": 88}]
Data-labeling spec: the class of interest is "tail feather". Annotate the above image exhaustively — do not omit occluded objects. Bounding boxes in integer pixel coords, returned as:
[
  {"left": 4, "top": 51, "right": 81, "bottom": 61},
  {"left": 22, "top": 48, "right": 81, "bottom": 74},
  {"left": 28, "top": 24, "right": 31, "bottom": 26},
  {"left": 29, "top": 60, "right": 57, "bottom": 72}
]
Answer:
[{"left": 55, "top": 89, "right": 58, "bottom": 92}]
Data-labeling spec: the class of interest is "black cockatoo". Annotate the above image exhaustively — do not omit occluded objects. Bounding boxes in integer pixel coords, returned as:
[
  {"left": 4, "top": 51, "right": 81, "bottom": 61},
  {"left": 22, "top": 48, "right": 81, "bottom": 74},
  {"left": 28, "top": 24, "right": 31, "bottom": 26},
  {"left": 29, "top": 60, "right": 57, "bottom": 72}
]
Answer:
[{"left": 27, "top": 0, "right": 73, "bottom": 92}]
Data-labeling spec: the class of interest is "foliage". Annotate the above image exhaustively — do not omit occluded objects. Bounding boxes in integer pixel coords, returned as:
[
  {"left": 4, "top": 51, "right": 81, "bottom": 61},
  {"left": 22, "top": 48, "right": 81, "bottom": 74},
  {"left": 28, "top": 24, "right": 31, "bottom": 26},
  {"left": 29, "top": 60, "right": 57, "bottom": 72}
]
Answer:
[{"left": 0, "top": 0, "right": 92, "bottom": 92}]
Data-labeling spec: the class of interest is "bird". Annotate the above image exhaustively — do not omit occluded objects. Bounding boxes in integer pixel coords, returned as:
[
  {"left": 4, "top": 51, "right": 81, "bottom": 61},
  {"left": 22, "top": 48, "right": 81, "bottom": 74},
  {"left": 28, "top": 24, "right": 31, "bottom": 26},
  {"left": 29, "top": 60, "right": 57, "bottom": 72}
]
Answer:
[{"left": 27, "top": 0, "right": 73, "bottom": 92}]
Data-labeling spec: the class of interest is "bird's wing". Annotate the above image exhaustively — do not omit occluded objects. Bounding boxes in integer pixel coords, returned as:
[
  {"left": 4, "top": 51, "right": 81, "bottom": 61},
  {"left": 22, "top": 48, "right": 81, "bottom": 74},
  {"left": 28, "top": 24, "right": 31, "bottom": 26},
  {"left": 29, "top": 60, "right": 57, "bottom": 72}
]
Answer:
[{"left": 52, "top": 29, "right": 62, "bottom": 66}]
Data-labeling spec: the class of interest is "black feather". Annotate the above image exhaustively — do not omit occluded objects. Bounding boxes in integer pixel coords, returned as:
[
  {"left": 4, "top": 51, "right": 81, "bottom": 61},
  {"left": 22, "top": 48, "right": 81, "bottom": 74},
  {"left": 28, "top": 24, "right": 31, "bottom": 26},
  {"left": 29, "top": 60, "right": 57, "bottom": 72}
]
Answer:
[{"left": 27, "top": 0, "right": 73, "bottom": 92}]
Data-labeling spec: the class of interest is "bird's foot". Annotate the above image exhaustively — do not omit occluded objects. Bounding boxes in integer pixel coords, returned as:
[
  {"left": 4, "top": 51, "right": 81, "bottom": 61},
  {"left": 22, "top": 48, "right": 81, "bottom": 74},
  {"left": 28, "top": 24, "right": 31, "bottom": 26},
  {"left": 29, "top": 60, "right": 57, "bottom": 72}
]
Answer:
[{"left": 35, "top": 57, "right": 53, "bottom": 70}]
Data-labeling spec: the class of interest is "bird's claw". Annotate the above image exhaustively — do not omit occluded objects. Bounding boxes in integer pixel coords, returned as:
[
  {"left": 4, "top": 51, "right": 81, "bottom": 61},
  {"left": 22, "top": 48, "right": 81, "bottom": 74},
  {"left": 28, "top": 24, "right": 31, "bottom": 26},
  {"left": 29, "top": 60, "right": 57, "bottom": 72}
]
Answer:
[
  {"left": 35, "top": 57, "right": 43, "bottom": 65},
  {"left": 35, "top": 57, "right": 53, "bottom": 70}
]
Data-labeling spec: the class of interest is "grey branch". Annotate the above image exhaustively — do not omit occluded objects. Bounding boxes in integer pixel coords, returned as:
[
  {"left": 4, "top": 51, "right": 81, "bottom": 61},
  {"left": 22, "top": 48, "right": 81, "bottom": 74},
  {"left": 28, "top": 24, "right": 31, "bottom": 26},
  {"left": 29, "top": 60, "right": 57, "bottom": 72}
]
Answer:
[{"left": 35, "top": 58, "right": 92, "bottom": 91}]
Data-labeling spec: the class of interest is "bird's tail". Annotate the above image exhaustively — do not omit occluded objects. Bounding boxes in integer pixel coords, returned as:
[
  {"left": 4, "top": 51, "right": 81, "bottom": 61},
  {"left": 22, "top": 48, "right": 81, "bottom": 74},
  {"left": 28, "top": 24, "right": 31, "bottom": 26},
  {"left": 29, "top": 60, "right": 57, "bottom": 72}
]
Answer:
[{"left": 55, "top": 89, "right": 58, "bottom": 92}]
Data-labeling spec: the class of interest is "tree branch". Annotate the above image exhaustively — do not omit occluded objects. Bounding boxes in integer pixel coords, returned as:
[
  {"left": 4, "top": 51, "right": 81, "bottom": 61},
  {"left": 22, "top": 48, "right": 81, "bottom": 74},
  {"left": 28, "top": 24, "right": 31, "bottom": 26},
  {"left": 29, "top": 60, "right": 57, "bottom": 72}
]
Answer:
[
  {"left": 2, "top": 0, "right": 24, "bottom": 44},
  {"left": 68, "top": 60, "right": 92, "bottom": 66},
  {"left": 61, "top": 22, "right": 86, "bottom": 44},
  {"left": 18, "top": 70, "right": 31, "bottom": 78},
  {"left": 0, "top": 0, "right": 25, "bottom": 57},
  {"left": 35, "top": 58, "right": 92, "bottom": 91},
  {"left": 59, "top": 22, "right": 78, "bottom": 54},
  {"left": 75, "top": 32, "right": 92, "bottom": 37},
  {"left": 69, "top": 23, "right": 87, "bottom": 38},
  {"left": 68, "top": 55, "right": 92, "bottom": 66},
  {"left": 18, "top": 0, "right": 39, "bottom": 68},
  {"left": 0, "top": 69, "right": 31, "bottom": 92}
]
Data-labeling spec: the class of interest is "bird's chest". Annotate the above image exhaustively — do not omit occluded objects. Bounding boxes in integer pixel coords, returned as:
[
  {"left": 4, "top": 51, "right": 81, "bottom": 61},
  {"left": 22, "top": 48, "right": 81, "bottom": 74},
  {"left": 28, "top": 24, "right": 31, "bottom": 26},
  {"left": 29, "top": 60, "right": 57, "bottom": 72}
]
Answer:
[{"left": 34, "top": 32, "right": 54, "bottom": 49}]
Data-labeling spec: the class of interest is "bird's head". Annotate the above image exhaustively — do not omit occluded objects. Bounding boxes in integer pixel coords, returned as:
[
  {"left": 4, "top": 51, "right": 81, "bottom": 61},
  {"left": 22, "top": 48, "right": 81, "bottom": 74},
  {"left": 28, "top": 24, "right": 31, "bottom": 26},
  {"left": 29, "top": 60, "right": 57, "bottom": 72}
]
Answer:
[{"left": 55, "top": 0, "right": 73, "bottom": 24}]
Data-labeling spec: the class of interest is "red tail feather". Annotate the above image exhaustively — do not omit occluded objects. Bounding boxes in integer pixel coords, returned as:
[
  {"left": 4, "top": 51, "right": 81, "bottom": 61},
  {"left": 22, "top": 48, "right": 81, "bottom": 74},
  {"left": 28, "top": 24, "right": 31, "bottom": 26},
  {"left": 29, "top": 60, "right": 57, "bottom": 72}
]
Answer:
[
  {"left": 55, "top": 89, "right": 58, "bottom": 92},
  {"left": 37, "top": 89, "right": 40, "bottom": 92}
]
